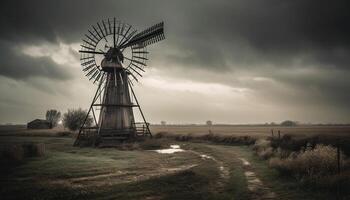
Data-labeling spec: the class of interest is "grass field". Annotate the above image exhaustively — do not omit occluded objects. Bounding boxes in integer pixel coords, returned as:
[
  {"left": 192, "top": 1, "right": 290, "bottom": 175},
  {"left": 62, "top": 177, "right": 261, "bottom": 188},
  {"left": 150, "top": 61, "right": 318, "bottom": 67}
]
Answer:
[
  {"left": 3, "top": 124, "right": 350, "bottom": 139},
  {"left": 150, "top": 124, "right": 350, "bottom": 138},
  {"left": 0, "top": 125, "right": 349, "bottom": 199},
  {"left": 151, "top": 124, "right": 350, "bottom": 155}
]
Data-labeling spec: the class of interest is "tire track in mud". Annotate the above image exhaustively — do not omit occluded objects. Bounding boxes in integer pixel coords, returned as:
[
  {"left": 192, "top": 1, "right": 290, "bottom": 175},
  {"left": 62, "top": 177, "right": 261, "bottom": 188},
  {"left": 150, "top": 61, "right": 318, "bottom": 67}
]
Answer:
[
  {"left": 189, "top": 150, "right": 230, "bottom": 179},
  {"left": 238, "top": 157, "right": 276, "bottom": 200},
  {"left": 190, "top": 144, "right": 277, "bottom": 200},
  {"left": 49, "top": 164, "right": 198, "bottom": 188},
  {"left": 187, "top": 149, "right": 231, "bottom": 192}
]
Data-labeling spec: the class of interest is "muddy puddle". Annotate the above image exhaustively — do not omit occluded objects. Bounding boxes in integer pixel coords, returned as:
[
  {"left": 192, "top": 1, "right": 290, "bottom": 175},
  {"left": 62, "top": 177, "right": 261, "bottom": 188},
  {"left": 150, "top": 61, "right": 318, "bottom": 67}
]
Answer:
[{"left": 153, "top": 144, "right": 185, "bottom": 154}]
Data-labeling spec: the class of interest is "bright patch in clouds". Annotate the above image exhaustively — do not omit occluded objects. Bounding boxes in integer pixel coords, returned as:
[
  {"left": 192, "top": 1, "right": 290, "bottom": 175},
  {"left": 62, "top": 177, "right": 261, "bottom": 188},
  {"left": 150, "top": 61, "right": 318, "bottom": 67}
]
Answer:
[
  {"left": 21, "top": 42, "right": 80, "bottom": 67},
  {"left": 143, "top": 75, "right": 249, "bottom": 96}
]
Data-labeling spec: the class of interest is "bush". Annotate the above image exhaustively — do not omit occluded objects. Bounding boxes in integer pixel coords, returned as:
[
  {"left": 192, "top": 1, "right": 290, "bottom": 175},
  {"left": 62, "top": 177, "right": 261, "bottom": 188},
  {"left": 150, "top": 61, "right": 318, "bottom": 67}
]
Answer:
[
  {"left": 280, "top": 120, "right": 297, "bottom": 126},
  {"left": 257, "top": 147, "right": 274, "bottom": 159},
  {"left": 148, "top": 132, "right": 257, "bottom": 146},
  {"left": 270, "top": 144, "right": 346, "bottom": 180},
  {"left": 63, "top": 108, "right": 93, "bottom": 131},
  {"left": 253, "top": 139, "right": 271, "bottom": 150},
  {"left": 274, "top": 147, "right": 291, "bottom": 159},
  {"left": 253, "top": 139, "right": 274, "bottom": 159},
  {"left": 270, "top": 134, "right": 308, "bottom": 152},
  {"left": 269, "top": 157, "right": 292, "bottom": 174}
]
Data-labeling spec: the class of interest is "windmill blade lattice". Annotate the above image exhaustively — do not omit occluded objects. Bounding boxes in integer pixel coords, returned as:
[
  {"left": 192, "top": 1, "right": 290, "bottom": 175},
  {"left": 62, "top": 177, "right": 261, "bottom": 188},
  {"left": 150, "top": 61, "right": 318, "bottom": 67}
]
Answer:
[
  {"left": 120, "top": 22, "right": 165, "bottom": 49},
  {"left": 79, "top": 18, "right": 154, "bottom": 83}
]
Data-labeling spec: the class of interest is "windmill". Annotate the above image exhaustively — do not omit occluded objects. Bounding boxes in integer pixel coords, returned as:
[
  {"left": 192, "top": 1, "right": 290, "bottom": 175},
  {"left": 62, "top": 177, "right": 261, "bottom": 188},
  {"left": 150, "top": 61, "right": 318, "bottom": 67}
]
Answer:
[{"left": 74, "top": 18, "right": 165, "bottom": 146}]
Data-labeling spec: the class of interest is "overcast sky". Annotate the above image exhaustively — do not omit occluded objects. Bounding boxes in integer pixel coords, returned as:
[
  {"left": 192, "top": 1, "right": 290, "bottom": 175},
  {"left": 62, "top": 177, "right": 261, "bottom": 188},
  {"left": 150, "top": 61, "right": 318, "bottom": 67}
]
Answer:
[{"left": 0, "top": 0, "right": 349, "bottom": 124}]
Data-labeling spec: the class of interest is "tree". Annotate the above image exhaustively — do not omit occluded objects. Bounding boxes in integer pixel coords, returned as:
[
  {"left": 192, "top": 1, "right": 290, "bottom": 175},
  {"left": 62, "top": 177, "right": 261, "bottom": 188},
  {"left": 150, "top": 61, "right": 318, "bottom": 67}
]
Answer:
[
  {"left": 280, "top": 120, "right": 297, "bottom": 126},
  {"left": 206, "top": 120, "right": 213, "bottom": 126},
  {"left": 63, "top": 108, "right": 93, "bottom": 131},
  {"left": 46, "top": 109, "right": 61, "bottom": 128}
]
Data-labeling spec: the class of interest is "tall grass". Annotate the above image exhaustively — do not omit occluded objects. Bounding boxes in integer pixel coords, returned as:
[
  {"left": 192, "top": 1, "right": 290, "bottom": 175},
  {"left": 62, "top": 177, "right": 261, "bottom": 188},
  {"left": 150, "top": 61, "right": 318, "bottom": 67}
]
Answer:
[
  {"left": 269, "top": 145, "right": 345, "bottom": 177},
  {"left": 154, "top": 132, "right": 256, "bottom": 145},
  {"left": 252, "top": 139, "right": 274, "bottom": 159},
  {"left": 269, "top": 144, "right": 349, "bottom": 190}
]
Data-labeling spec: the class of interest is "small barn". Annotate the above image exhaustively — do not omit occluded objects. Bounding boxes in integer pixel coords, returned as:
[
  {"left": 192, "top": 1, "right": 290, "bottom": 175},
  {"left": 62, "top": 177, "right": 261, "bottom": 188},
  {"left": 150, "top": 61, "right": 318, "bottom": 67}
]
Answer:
[{"left": 27, "top": 119, "right": 52, "bottom": 129}]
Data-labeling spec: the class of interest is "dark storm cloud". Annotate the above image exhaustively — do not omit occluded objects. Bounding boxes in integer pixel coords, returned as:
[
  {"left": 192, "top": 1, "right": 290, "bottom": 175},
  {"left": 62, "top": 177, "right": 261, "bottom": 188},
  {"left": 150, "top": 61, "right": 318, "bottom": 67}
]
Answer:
[
  {"left": 1, "top": 0, "right": 350, "bottom": 123},
  {"left": 2, "top": 0, "right": 349, "bottom": 67},
  {"left": 0, "top": 0, "right": 165, "bottom": 43},
  {"left": 0, "top": 0, "right": 166, "bottom": 80},
  {"left": 162, "top": 0, "right": 350, "bottom": 70},
  {"left": 0, "top": 40, "right": 71, "bottom": 80}
]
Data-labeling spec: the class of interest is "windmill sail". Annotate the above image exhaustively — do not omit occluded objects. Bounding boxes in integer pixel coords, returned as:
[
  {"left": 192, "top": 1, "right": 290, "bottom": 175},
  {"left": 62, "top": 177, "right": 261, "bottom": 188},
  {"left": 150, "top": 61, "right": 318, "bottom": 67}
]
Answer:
[{"left": 119, "top": 22, "right": 164, "bottom": 48}]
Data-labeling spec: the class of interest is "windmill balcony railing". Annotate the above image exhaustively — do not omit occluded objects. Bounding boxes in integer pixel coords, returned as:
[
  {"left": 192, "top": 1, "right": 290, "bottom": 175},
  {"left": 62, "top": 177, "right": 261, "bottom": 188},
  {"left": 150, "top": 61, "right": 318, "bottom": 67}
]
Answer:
[
  {"left": 78, "top": 126, "right": 99, "bottom": 141},
  {"left": 133, "top": 122, "right": 151, "bottom": 136}
]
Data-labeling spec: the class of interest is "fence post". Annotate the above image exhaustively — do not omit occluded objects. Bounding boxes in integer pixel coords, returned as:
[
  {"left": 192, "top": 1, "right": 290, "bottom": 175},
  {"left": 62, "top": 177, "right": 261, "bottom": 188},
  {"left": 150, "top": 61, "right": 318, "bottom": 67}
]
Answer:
[
  {"left": 278, "top": 130, "right": 281, "bottom": 140},
  {"left": 276, "top": 130, "right": 281, "bottom": 147},
  {"left": 271, "top": 129, "right": 274, "bottom": 138}
]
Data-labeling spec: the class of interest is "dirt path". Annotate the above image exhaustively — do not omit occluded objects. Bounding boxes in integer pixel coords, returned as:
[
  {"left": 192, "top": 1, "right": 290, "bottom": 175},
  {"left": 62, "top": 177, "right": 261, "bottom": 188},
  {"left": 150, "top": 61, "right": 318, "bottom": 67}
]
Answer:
[
  {"left": 50, "top": 164, "right": 198, "bottom": 188},
  {"left": 189, "top": 144, "right": 277, "bottom": 200},
  {"left": 239, "top": 158, "right": 276, "bottom": 200},
  {"left": 189, "top": 150, "right": 230, "bottom": 180},
  {"left": 49, "top": 143, "right": 276, "bottom": 199}
]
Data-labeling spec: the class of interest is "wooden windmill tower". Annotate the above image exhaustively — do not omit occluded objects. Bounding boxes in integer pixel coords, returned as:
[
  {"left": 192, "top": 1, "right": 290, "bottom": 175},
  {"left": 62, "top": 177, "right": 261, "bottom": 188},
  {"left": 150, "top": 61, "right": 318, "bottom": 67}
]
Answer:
[{"left": 74, "top": 18, "right": 165, "bottom": 146}]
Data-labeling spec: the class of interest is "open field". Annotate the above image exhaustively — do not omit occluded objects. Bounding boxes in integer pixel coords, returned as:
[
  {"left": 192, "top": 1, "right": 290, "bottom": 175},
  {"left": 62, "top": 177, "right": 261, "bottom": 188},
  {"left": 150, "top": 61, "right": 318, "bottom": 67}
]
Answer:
[
  {"left": 150, "top": 124, "right": 350, "bottom": 138},
  {"left": 3, "top": 124, "right": 349, "bottom": 139},
  {"left": 0, "top": 125, "right": 349, "bottom": 199},
  {"left": 151, "top": 125, "right": 350, "bottom": 155}
]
